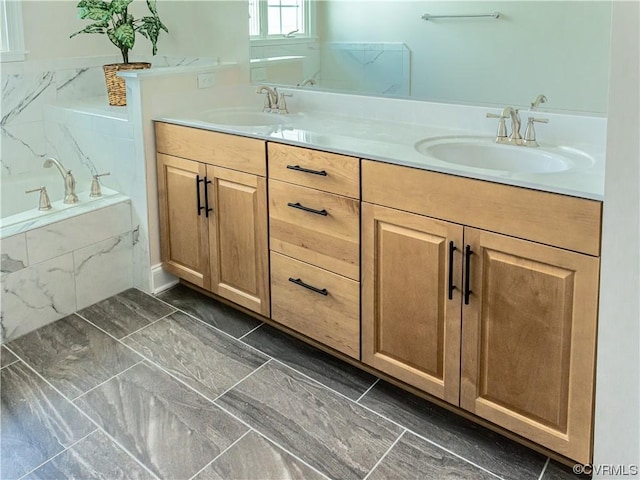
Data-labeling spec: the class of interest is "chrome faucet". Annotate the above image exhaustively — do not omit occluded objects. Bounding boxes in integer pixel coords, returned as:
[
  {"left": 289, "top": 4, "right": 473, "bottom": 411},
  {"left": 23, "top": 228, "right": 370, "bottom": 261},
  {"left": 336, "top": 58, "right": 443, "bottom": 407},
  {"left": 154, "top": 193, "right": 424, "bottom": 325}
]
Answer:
[
  {"left": 256, "top": 86, "right": 278, "bottom": 112},
  {"left": 530, "top": 94, "right": 548, "bottom": 110},
  {"left": 43, "top": 157, "right": 78, "bottom": 204},
  {"left": 501, "top": 106, "right": 523, "bottom": 145},
  {"left": 297, "top": 78, "right": 316, "bottom": 87}
]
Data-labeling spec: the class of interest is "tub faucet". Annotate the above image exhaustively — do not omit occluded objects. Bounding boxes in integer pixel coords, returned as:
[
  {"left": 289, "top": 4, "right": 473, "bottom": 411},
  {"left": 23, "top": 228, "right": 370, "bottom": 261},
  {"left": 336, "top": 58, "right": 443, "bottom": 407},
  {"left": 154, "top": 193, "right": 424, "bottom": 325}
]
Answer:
[{"left": 43, "top": 157, "right": 78, "bottom": 204}]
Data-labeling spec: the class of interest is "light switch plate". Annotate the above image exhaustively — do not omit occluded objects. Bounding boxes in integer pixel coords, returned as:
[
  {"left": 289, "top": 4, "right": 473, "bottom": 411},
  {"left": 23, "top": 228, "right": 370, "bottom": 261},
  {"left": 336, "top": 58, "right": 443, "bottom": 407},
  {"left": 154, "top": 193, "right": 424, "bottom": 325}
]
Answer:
[{"left": 197, "top": 72, "right": 216, "bottom": 89}]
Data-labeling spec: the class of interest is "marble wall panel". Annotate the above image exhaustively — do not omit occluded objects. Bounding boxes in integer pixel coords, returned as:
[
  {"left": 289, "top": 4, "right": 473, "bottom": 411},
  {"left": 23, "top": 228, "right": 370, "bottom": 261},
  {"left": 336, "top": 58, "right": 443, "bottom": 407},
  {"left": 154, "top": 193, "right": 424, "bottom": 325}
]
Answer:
[
  {"left": 1, "top": 253, "right": 76, "bottom": 342},
  {"left": 1, "top": 234, "right": 28, "bottom": 276}
]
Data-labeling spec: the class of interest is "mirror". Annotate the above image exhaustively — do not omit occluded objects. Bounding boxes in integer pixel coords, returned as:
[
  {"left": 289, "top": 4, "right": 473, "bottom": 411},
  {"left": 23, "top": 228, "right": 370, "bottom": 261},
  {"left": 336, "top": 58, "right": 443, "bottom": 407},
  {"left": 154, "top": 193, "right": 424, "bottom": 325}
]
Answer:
[{"left": 249, "top": 1, "right": 612, "bottom": 113}]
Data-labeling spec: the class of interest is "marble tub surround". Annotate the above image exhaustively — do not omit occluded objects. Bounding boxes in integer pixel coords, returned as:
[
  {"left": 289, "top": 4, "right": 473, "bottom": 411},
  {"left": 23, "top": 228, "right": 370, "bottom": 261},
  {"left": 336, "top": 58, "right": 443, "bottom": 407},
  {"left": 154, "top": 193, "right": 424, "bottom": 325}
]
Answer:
[
  {"left": 0, "top": 285, "right": 582, "bottom": 480},
  {"left": 0, "top": 199, "right": 134, "bottom": 342},
  {"left": 158, "top": 85, "right": 607, "bottom": 200}
]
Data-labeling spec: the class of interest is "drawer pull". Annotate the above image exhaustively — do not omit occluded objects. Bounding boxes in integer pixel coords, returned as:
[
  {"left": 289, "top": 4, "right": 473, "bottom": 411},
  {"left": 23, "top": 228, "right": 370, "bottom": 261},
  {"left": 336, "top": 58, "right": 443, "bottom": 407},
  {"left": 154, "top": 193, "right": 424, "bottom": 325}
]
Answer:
[
  {"left": 448, "top": 241, "right": 457, "bottom": 300},
  {"left": 288, "top": 277, "right": 328, "bottom": 296},
  {"left": 286, "top": 165, "right": 328, "bottom": 176},
  {"left": 287, "top": 202, "right": 328, "bottom": 216},
  {"left": 464, "top": 245, "right": 473, "bottom": 305}
]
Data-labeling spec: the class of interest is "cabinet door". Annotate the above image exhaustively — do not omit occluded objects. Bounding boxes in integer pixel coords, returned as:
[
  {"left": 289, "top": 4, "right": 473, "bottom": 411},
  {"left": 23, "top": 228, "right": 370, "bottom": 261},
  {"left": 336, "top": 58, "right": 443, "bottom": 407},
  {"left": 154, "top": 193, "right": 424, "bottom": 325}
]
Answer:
[
  {"left": 461, "top": 228, "right": 599, "bottom": 464},
  {"left": 362, "top": 203, "right": 464, "bottom": 404},
  {"left": 206, "top": 165, "right": 270, "bottom": 316},
  {"left": 157, "top": 154, "right": 210, "bottom": 288}
]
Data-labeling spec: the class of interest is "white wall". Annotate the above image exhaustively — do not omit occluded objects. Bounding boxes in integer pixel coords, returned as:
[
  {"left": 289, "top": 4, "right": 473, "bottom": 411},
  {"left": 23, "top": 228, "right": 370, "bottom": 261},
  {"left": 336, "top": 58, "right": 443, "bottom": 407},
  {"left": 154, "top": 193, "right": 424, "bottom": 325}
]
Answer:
[
  {"left": 20, "top": 0, "right": 247, "bottom": 65},
  {"left": 593, "top": 1, "right": 640, "bottom": 477},
  {"left": 319, "top": 1, "right": 611, "bottom": 113}
]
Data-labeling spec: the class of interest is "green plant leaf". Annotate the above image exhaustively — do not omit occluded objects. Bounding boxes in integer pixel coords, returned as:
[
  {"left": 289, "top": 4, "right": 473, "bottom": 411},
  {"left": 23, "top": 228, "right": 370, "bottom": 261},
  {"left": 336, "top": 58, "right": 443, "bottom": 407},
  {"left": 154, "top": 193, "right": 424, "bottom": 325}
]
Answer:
[
  {"left": 70, "top": 23, "right": 108, "bottom": 38},
  {"left": 146, "top": 0, "right": 158, "bottom": 15},
  {"left": 110, "top": 0, "right": 133, "bottom": 15},
  {"left": 113, "top": 23, "right": 135, "bottom": 49},
  {"left": 77, "top": 0, "right": 110, "bottom": 21}
]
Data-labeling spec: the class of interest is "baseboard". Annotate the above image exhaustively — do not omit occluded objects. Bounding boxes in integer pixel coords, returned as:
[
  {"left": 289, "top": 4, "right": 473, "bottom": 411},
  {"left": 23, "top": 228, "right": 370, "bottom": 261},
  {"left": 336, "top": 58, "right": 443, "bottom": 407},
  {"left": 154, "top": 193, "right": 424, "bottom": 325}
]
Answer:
[{"left": 151, "top": 264, "right": 179, "bottom": 294}]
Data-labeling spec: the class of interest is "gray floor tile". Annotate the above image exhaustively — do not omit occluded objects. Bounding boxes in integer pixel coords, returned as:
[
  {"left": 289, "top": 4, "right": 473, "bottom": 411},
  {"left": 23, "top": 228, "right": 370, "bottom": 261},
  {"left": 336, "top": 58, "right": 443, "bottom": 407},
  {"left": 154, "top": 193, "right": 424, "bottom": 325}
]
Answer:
[
  {"left": 243, "top": 324, "right": 377, "bottom": 400},
  {"left": 359, "top": 381, "right": 547, "bottom": 480},
  {"left": 194, "top": 431, "right": 328, "bottom": 480},
  {"left": 216, "top": 361, "right": 403, "bottom": 480},
  {"left": 6, "top": 314, "right": 141, "bottom": 399},
  {"left": 158, "top": 284, "right": 261, "bottom": 338},
  {"left": 542, "top": 460, "right": 592, "bottom": 479},
  {"left": 1, "top": 362, "right": 95, "bottom": 479},
  {"left": 23, "top": 430, "right": 155, "bottom": 480},
  {"left": 367, "top": 432, "right": 498, "bottom": 480},
  {"left": 1, "top": 346, "right": 18, "bottom": 368},
  {"left": 78, "top": 288, "right": 175, "bottom": 339},
  {"left": 123, "top": 311, "right": 269, "bottom": 400},
  {"left": 74, "top": 361, "right": 248, "bottom": 480}
]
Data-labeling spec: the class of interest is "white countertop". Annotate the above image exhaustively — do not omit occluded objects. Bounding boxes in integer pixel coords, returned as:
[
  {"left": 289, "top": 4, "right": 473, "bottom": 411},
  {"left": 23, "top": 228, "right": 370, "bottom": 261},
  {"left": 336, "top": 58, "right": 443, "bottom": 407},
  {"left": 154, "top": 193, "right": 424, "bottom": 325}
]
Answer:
[{"left": 156, "top": 97, "right": 606, "bottom": 201}]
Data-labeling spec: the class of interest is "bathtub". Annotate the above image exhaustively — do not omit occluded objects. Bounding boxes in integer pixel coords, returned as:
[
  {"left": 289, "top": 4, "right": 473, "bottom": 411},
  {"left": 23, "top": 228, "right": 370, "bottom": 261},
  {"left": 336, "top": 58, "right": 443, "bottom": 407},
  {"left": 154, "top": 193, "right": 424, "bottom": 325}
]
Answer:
[{"left": 1, "top": 177, "right": 135, "bottom": 343}]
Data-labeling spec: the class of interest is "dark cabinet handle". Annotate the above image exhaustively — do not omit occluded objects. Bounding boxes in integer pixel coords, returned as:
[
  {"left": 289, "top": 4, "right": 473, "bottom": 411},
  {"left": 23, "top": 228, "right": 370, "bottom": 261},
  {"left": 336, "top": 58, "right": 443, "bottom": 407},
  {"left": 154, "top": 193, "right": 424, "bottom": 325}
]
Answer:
[
  {"left": 448, "top": 241, "right": 457, "bottom": 300},
  {"left": 287, "top": 202, "right": 328, "bottom": 216},
  {"left": 464, "top": 245, "right": 473, "bottom": 305},
  {"left": 286, "top": 165, "right": 328, "bottom": 176},
  {"left": 288, "top": 277, "right": 328, "bottom": 296},
  {"left": 196, "top": 175, "right": 204, "bottom": 216},
  {"left": 203, "top": 177, "right": 213, "bottom": 218}
]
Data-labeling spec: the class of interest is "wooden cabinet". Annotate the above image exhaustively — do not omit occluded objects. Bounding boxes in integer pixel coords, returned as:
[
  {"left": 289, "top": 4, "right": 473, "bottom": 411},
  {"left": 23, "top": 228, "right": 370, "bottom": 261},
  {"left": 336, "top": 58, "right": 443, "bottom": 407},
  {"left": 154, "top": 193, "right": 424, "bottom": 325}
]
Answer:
[
  {"left": 267, "top": 143, "right": 361, "bottom": 359},
  {"left": 155, "top": 123, "right": 270, "bottom": 316},
  {"left": 362, "top": 159, "right": 601, "bottom": 464},
  {"left": 362, "top": 203, "right": 463, "bottom": 404}
]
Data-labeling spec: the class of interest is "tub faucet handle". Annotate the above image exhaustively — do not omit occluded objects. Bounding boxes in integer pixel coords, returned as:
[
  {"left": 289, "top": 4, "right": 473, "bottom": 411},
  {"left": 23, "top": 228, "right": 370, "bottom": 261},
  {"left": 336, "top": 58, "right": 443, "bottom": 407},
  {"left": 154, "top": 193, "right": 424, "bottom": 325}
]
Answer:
[
  {"left": 523, "top": 117, "right": 549, "bottom": 147},
  {"left": 486, "top": 112, "right": 509, "bottom": 144},
  {"left": 90, "top": 172, "right": 111, "bottom": 197},
  {"left": 26, "top": 186, "right": 52, "bottom": 211}
]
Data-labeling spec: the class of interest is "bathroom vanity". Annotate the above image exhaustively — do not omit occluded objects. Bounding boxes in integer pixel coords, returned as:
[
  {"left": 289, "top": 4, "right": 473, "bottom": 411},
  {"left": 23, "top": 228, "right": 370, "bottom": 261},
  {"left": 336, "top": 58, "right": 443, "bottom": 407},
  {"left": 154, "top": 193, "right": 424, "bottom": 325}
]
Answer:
[{"left": 153, "top": 103, "right": 603, "bottom": 466}]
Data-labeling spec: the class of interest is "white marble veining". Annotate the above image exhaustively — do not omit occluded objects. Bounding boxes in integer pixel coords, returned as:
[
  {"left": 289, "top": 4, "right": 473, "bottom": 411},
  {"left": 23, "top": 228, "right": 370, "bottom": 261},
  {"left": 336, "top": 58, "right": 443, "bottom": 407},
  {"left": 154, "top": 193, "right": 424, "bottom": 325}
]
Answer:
[
  {"left": 74, "top": 232, "right": 133, "bottom": 310},
  {"left": 1, "top": 253, "right": 76, "bottom": 342},
  {"left": 1, "top": 233, "right": 28, "bottom": 276},
  {"left": 26, "top": 201, "right": 131, "bottom": 265},
  {"left": 157, "top": 86, "right": 606, "bottom": 200}
]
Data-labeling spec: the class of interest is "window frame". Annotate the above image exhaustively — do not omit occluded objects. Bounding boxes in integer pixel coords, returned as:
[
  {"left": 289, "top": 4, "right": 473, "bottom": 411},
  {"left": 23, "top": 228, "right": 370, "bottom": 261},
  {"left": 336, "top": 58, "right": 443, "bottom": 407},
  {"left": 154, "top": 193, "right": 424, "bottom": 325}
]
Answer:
[
  {"left": 1, "top": 0, "right": 26, "bottom": 62},
  {"left": 250, "top": 0, "right": 316, "bottom": 44}
]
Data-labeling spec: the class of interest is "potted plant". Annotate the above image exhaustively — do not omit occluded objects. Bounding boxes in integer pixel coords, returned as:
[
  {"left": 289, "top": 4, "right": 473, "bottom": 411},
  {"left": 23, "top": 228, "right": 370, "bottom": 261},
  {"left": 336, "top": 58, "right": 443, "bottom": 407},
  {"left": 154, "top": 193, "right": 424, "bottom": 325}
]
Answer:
[{"left": 71, "top": 0, "right": 168, "bottom": 106}]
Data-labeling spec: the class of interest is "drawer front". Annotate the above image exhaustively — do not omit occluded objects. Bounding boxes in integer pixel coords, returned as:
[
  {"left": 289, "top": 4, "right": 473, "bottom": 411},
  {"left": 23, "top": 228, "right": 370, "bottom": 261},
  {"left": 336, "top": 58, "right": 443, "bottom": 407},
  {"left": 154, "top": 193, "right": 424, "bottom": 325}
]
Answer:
[
  {"left": 270, "top": 252, "right": 360, "bottom": 359},
  {"left": 362, "top": 160, "right": 602, "bottom": 256},
  {"left": 268, "top": 142, "right": 360, "bottom": 198},
  {"left": 269, "top": 180, "right": 360, "bottom": 280},
  {"left": 155, "top": 122, "right": 266, "bottom": 176}
]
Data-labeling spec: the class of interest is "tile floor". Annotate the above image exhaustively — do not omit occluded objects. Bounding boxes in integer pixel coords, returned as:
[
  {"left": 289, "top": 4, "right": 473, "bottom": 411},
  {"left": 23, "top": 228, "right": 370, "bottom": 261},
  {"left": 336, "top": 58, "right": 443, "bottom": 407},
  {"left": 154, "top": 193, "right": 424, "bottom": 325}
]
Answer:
[{"left": 1, "top": 285, "right": 588, "bottom": 480}]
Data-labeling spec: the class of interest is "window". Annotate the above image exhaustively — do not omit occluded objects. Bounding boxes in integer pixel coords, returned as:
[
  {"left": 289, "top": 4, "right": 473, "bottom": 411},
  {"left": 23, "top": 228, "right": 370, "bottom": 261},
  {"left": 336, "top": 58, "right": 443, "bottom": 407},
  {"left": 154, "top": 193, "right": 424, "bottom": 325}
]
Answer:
[
  {"left": 249, "top": 0, "right": 312, "bottom": 40},
  {"left": 1, "top": 0, "right": 26, "bottom": 62}
]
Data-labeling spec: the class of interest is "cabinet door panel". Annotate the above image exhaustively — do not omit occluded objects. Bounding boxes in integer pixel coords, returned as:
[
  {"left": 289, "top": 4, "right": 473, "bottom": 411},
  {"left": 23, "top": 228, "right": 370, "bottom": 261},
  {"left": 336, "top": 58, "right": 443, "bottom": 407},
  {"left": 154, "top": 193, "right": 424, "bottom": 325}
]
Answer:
[
  {"left": 157, "top": 154, "right": 209, "bottom": 288},
  {"left": 362, "top": 203, "right": 463, "bottom": 403},
  {"left": 207, "top": 165, "right": 270, "bottom": 316},
  {"left": 461, "top": 228, "right": 599, "bottom": 464}
]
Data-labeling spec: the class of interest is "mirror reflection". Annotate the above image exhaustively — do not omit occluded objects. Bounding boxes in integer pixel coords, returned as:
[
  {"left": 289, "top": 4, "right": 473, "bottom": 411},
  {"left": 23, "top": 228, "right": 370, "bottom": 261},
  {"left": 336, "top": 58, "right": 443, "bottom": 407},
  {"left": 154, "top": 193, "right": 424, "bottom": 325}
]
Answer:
[{"left": 249, "top": 1, "right": 612, "bottom": 113}]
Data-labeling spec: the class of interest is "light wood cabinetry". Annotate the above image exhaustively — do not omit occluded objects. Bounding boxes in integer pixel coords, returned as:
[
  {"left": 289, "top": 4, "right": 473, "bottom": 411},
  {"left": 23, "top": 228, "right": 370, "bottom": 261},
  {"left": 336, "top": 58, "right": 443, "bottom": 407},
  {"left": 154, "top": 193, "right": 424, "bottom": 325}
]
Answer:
[
  {"left": 155, "top": 123, "right": 270, "bottom": 316},
  {"left": 267, "top": 143, "right": 361, "bottom": 359},
  {"left": 361, "top": 159, "right": 601, "bottom": 464}
]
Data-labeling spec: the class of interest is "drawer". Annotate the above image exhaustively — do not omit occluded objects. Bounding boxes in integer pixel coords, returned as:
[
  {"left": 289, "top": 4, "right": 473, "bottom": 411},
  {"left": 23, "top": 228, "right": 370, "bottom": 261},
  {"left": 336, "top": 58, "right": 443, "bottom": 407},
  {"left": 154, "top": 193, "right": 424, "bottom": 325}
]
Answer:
[
  {"left": 270, "top": 252, "right": 360, "bottom": 359},
  {"left": 362, "top": 160, "right": 602, "bottom": 256},
  {"left": 269, "top": 180, "right": 360, "bottom": 280},
  {"left": 268, "top": 143, "right": 360, "bottom": 198},
  {"left": 155, "top": 122, "right": 266, "bottom": 176}
]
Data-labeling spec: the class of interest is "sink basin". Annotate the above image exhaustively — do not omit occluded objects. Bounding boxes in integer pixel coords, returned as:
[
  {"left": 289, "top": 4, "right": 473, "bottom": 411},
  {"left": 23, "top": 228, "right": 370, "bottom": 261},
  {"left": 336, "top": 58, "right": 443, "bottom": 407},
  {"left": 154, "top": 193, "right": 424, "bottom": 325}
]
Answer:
[
  {"left": 190, "top": 109, "right": 290, "bottom": 127},
  {"left": 414, "top": 136, "right": 579, "bottom": 173}
]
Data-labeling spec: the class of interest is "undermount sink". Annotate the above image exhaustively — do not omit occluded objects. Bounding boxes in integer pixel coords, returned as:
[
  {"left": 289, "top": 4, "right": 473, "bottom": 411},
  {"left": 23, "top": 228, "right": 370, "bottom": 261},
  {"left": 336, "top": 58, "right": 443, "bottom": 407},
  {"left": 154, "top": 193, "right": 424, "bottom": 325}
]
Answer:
[
  {"left": 414, "top": 136, "right": 585, "bottom": 174},
  {"left": 191, "top": 108, "right": 291, "bottom": 127}
]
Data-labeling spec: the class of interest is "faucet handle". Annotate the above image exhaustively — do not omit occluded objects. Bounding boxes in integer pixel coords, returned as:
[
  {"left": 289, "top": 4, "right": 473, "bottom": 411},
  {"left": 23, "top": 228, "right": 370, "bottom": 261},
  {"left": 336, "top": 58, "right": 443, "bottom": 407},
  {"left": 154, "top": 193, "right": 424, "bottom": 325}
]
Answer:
[
  {"left": 276, "top": 92, "right": 292, "bottom": 114},
  {"left": 26, "top": 186, "right": 52, "bottom": 211},
  {"left": 523, "top": 117, "right": 549, "bottom": 147},
  {"left": 486, "top": 112, "right": 508, "bottom": 143},
  {"left": 90, "top": 172, "right": 110, "bottom": 197}
]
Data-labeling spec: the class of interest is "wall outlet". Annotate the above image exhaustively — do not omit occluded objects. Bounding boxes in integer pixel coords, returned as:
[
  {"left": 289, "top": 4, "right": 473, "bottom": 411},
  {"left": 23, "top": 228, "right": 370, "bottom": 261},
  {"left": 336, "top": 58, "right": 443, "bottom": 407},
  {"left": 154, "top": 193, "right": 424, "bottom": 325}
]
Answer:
[{"left": 197, "top": 72, "right": 216, "bottom": 89}]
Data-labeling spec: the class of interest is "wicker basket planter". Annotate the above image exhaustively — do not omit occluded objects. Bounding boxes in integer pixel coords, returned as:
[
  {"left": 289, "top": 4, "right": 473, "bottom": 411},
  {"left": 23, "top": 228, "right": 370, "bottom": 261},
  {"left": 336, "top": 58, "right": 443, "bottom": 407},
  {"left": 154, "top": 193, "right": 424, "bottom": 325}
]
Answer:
[{"left": 102, "top": 62, "right": 151, "bottom": 106}]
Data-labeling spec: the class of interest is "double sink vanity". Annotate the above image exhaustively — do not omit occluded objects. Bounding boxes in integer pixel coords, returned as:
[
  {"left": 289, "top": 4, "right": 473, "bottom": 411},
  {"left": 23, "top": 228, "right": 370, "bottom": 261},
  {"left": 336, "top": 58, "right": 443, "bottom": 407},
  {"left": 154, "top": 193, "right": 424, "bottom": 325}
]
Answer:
[{"left": 153, "top": 93, "right": 603, "bottom": 466}]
